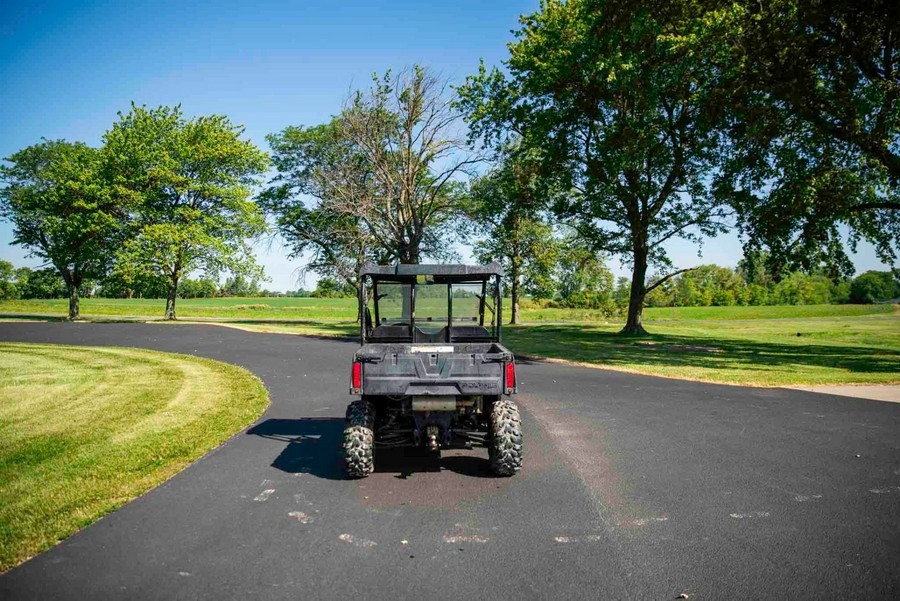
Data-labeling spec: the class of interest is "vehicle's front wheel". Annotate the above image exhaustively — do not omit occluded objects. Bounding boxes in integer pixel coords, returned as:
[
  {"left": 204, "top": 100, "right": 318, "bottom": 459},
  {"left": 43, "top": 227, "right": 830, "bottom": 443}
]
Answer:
[
  {"left": 489, "top": 399, "right": 523, "bottom": 476},
  {"left": 344, "top": 399, "right": 375, "bottom": 478}
]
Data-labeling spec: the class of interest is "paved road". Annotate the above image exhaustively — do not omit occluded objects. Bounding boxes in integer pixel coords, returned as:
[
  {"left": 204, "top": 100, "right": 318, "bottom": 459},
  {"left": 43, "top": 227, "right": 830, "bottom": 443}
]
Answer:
[{"left": 1, "top": 322, "right": 899, "bottom": 600}]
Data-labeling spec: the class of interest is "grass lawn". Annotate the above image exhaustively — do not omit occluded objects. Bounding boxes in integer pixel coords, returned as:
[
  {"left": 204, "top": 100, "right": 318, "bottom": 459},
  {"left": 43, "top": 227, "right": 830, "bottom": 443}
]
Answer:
[
  {"left": 0, "top": 343, "right": 269, "bottom": 572},
  {"left": 1, "top": 298, "right": 897, "bottom": 386},
  {"left": 505, "top": 314, "right": 900, "bottom": 386},
  {"left": 0, "top": 296, "right": 893, "bottom": 321},
  {"left": 202, "top": 311, "right": 900, "bottom": 387},
  {"left": 0, "top": 296, "right": 358, "bottom": 320}
]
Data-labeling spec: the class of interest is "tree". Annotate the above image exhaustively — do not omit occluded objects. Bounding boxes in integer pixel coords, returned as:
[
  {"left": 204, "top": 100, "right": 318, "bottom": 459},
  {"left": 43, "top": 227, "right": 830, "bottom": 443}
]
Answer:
[
  {"left": 0, "top": 261, "right": 19, "bottom": 300},
  {"left": 104, "top": 105, "right": 268, "bottom": 319},
  {"left": 97, "top": 269, "right": 168, "bottom": 298},
  {"left": 311, "top": 277, "right": 356, "bottom": 298},
  {"left": 555, "top": 235, "right": 615, "bottom": 312},
  {"left": 670, "top": 265, "right": 745, "bottom": 307},
  {"left": 458, "top": 0, "right": 731, "bottom": 334},
  {"left": 467, "top": 149, "right": 558, "bottom": 323},
  {"left": 221, "top": 275, "right": 259, "bottom": 297},
  {"left": 709, "top": 0, "right": 899, "bottom": 273},
  {"left": 177, "top": 278, "right": 218, "bottom": 299},
  {"left": 16, "top": 267, "right": 67, "bottom": 299},
  {"left": 730, "top": 1, "right": 900, "bottom": 181},
  {"left": 262, "top": 121, "right": 385, "bottom": 291},
  {"left": 263, "top": 65, "right": 477, "bottom": 282},
  {"left": 0, "top": 140, "right": 124, "bottom": 318},
  {"left": 849, "top": 271, "right": 900, "bottom": 304}
]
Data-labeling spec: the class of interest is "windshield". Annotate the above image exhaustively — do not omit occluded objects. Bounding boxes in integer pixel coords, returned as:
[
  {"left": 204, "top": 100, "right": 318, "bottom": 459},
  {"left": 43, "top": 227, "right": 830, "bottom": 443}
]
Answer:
[
  {"left": 375, "top": 282, "right": 411, "bottom": 325},
  {"left": 451, "top": 282, "right": 484, "bottom": 325},
  {"left": 365, "top": 274, "right": 501, "bottom": 342},
  {"left": 414, "top": 281, "right": 448, "bottom": 333}
]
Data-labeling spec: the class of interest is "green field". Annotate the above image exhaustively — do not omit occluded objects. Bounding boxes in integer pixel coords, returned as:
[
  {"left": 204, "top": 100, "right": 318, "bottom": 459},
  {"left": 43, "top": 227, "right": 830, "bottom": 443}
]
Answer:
[
  {"left": 505, "top": 315, "right": 899, "bottom": 386},
  {"left": 1, "top": 298, "right": 897, "bottom": 386},
  {"left": 0, "top": 296, "right": 357, "bottom": 320},
  {"left": 0, "top": 343, "right": 269, "bottom": 572},
  {"left": 0, "top": 296, "right": 894, "bottom": 322}
]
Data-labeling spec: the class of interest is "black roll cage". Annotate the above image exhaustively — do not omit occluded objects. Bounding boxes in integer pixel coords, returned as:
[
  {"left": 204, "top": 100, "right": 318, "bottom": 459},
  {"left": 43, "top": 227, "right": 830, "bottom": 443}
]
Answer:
[{"left": 358, "top": 264, "right": 503, "bottom": 344}]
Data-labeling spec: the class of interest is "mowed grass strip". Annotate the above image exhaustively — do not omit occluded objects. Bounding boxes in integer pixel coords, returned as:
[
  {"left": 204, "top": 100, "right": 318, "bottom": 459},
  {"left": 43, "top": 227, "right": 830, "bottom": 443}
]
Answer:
[
  {"left": 0, "top": 297, "right": 893, "bottom": 322},
  {"left": 190, "top": 311, "right": 900, "bottom": 386},
  {"left": 505, "top": 314, "right": 900, "bottom": 386},
  {"left": 0, "top": 343, "right": 269, "bottom": 572}
]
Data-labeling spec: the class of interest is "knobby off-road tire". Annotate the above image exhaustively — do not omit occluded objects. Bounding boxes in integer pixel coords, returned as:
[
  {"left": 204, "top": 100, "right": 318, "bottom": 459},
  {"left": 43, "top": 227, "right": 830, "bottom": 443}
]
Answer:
[
  {"left": 344, "top": 399, "right": 375, "bottom": 478},
  {"left": 489, "top": 399, "right": 523, "bottom": 476}
]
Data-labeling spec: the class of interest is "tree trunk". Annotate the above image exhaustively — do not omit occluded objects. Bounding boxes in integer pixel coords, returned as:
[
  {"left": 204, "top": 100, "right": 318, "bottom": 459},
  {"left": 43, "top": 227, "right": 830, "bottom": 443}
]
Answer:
[
  {"left": 509, "top": 259, "right": 520, "bottom": 325},
  {"left": 68, "top": 285, "right": 80, "bottom": 320},
  {"left": 621, "top": 242, "right": 648, "bottom": 335},
  {"left": 165, "top": 279, "right": 178, "bottom": 320},
  {"left": 60, "top": 267, "right": 80, "bottom": 320},
  {"left": 399, "top": 248, "right": 419, "bottom": 264}
]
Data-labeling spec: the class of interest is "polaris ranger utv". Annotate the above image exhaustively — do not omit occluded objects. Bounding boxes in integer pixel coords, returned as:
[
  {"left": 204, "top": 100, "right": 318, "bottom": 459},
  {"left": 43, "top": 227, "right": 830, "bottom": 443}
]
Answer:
[{"left": 344, "top": 263, "right": 522, "bottom": 478}]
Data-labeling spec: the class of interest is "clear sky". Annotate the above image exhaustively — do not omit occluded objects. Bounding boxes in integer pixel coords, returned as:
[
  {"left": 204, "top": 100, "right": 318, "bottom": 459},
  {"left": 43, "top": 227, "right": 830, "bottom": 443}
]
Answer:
[{"left": 0, "top": 0, "right": 891, "bottom": 291}]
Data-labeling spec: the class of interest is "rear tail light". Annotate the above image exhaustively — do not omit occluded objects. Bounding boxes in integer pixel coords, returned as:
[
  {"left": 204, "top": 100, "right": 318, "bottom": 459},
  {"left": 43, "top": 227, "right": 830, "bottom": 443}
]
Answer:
[
  {"left": 505, "top": 362, "right": 516, "bottom": 393},
  {"left": 351, "top": 361, "right": 362, "bottom": 393}
]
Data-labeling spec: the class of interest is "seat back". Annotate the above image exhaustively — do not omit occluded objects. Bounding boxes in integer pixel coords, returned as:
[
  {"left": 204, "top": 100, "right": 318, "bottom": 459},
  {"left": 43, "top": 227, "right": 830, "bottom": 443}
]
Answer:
[{"left": 449, "top": 325, "right": 492, "bottom": 341}]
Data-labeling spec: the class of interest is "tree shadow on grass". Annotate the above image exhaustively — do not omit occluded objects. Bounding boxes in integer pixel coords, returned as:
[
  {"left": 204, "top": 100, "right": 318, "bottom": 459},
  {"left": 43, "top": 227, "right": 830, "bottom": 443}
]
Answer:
[{"left": 505, "top": 324, "right": 900, "bottom": 379}]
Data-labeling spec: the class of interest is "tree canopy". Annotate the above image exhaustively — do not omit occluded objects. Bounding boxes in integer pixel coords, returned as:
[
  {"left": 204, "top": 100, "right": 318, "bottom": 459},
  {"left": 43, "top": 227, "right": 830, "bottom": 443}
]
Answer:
[
  {"left": 104, "top": 104, "right": 268, "bottom": 318},
  {"left": 707, "top": 0, "right": 899, "bottom": 274},
  {"left": 467, "top": 147, "right": 558, "bottom": 323},
  {"left": 458, "top": 0, "right": 732, "bottom": 334},
  {"left": 262, "top": 65, "right": 477, "bottom": 288},
  {"left": 0, "top": 139, "right": 125, "bottom": 318}
]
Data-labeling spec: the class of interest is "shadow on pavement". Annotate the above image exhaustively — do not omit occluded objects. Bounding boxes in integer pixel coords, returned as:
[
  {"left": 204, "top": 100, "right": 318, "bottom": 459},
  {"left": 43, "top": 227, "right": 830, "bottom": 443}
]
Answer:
[
  {"left": 248, "top": 418, "right": 496, "bottom": 480},
  {"left": 375, "top": 447, "right": 495, "bottom": 479},
  {"left": 247, "top": 418, "right": 346, "bottom": 480}
]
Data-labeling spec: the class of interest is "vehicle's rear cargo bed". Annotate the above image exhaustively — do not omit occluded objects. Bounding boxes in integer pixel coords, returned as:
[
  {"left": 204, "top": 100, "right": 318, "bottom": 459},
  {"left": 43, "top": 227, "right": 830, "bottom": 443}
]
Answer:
[{"left": 354, "top": 342, "right": 514, "bottom": 396}]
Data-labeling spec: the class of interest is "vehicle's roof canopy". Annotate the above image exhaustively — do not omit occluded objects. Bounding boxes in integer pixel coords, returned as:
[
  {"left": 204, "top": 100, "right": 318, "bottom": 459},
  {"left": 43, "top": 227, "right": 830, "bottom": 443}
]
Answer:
[{"left": 360, "top": 262, "right": 503, "bottom": 278}]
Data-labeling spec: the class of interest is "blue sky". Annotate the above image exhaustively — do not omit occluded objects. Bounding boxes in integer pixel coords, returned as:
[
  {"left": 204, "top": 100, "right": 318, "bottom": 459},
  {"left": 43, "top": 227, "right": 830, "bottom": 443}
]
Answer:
[{"left": 0, "top": 0, "right": 891, "bottom": 291}]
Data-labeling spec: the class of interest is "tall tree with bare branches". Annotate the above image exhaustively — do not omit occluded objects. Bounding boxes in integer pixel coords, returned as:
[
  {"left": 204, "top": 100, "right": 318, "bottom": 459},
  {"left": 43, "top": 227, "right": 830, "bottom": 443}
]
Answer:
[{"left": 263, "top": 65, "right": 478, "bottom": 275}]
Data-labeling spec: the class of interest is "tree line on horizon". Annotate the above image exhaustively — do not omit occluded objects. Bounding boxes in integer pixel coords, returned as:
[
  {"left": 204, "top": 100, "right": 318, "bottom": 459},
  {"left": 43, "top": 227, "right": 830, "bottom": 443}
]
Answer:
[
  {"left": 3, "top": 256, "right": 897, "bottom": 315},
  {"left": 2, "top": 0, "right": 897, "bottom": 331}
]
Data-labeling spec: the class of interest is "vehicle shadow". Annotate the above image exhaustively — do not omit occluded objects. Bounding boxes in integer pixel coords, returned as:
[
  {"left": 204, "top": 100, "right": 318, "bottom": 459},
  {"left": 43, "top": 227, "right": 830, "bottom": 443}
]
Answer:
[
  {"left": 247, "top": 418, "right": 346, "bottom": 480},
  {"left": 248, "top": 418, "right": 496, "bottom": 480},
  {"left": 375, "top": 447, "right": 495, "bottom": 479}
]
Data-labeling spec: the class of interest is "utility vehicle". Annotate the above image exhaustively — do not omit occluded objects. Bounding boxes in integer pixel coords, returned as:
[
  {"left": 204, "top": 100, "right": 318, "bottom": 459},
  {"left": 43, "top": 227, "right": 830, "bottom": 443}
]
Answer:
[{"left": 344, "top": 263, "right": 522, "bottom": 478}]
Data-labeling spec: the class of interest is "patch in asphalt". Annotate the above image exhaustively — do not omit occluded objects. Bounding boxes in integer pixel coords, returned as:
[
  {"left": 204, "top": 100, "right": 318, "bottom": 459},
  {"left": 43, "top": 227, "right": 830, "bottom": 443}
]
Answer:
[
  {"left": 442, "top": 534, "right": 489, "bottom": 544},
  {"left": 288, "top": 511, "right": 313, "bottom": 524},
  {"left": 253, "top": 489, "right": 275, "bottom": 502},
  {"left": 337, "top": 533, "right": 376, "bottom": 548},
  {"left": 729, "top": 511, "right": 770, "bottom": 519},
  {"left": 554, "top": 535, "right": 604, "bottom": 543},
  {"left": 615, "top": 515, "right": 669, "bottom": 527},
  {"left": 793, "top": 494, "right": 823, "bottom": 502}
]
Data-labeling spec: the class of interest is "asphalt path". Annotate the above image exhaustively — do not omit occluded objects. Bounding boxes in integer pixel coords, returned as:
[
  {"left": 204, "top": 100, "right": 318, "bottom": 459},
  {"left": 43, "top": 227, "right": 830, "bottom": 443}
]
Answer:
[{"left": 1, "top": 322, "right": 898, "bottom": 600}]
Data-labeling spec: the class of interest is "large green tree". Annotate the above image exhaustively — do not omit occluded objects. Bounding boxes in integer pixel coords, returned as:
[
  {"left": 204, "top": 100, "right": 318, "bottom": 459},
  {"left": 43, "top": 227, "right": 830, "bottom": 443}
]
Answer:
[
  {"left": 467, "top": 149, "right": 558, "bottom": 324},
  {"left": 459, "top": 0, "right": 732, "bottom": 334},
  {"left": 708, "top": 0, "right": 899, "bottom": 273},
  {"left": 104, "top": 105, "right": 268, "bottom": 319},
  {"left": 0, "top": 140, "right": 124, "bottom": 318}
]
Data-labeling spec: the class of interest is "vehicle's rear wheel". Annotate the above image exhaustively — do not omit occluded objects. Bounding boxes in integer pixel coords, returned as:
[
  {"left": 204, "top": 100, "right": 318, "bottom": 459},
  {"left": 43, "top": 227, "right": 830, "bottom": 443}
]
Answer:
[
  {"left": 344, "top": 399, "right": 375, "bottom": 478},
  {"left": 489, "top": 399, "right": 523, "bottom": 476}
]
